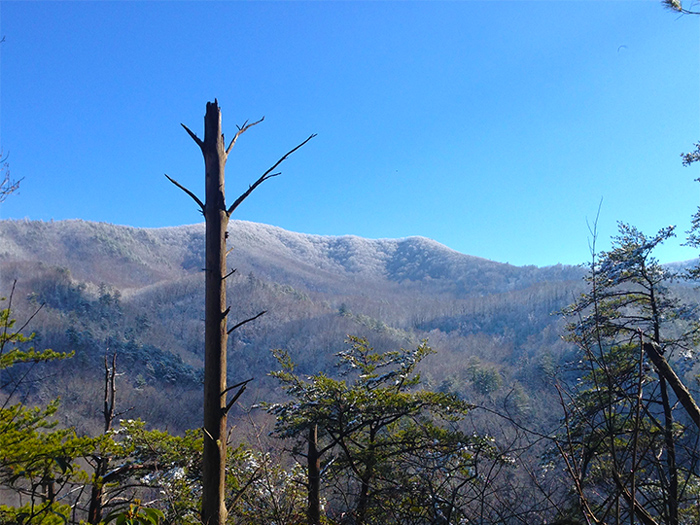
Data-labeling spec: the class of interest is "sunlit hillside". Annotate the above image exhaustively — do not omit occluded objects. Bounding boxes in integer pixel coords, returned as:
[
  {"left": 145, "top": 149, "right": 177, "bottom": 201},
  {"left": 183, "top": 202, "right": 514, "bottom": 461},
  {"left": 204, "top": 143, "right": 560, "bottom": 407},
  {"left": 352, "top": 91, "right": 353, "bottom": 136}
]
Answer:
[{"left": 0, "top": 219, "right": 585, "bottom": 433}]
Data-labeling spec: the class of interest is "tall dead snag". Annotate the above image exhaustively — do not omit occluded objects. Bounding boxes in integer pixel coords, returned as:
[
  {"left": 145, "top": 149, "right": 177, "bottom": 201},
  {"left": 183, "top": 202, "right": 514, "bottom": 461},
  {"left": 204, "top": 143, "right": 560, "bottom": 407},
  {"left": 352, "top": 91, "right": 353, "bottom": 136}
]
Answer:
[
  {"left": 87, "top": 352, "right": 117, "bottom": 524},
  {"left": 307, "top": 424, "right": 321, "bottom": 525},
  {"left": 168, "top": 100, "right": 314, "bottom": 525}
]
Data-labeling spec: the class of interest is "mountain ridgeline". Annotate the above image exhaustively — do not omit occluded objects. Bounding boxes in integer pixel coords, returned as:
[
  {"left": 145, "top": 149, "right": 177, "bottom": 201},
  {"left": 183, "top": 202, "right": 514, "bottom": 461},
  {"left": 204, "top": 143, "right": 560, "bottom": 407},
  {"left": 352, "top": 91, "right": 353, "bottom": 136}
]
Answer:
[{"left": 0, "top": 219, "right": 585, "bottom": 433}]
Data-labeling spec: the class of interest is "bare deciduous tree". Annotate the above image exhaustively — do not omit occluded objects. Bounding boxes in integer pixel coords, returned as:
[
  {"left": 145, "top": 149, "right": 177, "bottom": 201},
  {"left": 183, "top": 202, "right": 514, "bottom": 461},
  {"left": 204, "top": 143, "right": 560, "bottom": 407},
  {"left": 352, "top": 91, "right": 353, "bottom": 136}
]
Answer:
[{"left": 0, "top": 153, "right": 20, "bottom": 204}]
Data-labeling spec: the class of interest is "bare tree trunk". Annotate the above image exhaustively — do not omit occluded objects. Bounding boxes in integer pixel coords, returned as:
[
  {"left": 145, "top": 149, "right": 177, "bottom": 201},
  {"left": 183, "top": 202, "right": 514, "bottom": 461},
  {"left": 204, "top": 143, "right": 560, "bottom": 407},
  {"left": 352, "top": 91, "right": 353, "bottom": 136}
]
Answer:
[
  {"left": 171, "top": 100, "right": 314, "bottom": 525},
  {"left": 355, "top": 428, "right": 376, "bottom": 525},
  {"left": 88, "top": 353, "right": 117, "bottom": 524},
  {"left": 658, "top": 376, "right": 679, "bottom": 525},
  {"left": 308, "top": 424, "right": 321, "bottom": 525},
  {"left": 200, "top": 101, "right": 230, "bottom": 525},
  {"left": 649, "top": 294, "right": 678, "bottom": 525}
]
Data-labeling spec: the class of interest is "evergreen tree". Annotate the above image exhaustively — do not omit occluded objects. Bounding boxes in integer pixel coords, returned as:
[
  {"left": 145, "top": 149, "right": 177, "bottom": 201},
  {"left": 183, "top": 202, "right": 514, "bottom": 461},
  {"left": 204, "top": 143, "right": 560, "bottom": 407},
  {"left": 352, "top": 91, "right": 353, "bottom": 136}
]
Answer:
[
  {"left": 559, "top": 223, "right": 700, "bottom": 525},
  {"left": 267, "top": 337, "right": 498, "bottom": 524}
]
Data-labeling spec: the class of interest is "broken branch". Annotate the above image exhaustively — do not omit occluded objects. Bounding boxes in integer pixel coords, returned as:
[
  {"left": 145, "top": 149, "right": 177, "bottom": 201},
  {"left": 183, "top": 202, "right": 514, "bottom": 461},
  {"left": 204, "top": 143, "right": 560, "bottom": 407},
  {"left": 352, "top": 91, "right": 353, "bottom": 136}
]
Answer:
[
  {"left": 181, "top": 123, "right": 204, "bottom": 149},
  {"left": 221, "top": 377, "right": 254, "bottom": 397},
  {"left": 223, "top": 384, "right": 248, "bottom": 415}
]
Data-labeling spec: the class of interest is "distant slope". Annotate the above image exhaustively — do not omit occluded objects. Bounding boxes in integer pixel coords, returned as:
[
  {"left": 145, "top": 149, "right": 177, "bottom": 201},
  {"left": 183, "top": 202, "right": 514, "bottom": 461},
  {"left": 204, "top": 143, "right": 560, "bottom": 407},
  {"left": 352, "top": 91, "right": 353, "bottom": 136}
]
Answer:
[
  {"left": 0, "top": 219, "right": 588, "bottom": 433},
  {"left": 0, "top": 219, "right": 583, "bottom": 296},
  {"left": 1, "top": 220, "right": 695, "bottom": 437}
]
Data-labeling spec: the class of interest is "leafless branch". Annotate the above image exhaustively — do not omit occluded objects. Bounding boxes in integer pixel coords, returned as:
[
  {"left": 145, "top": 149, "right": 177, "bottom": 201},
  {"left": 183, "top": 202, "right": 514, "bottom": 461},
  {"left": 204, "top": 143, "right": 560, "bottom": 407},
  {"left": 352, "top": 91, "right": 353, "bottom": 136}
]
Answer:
[
  {"left": 223, "top": 384, "right": 248, "bottom": 415},
  {"left": 611, "top": 471, "right": 660, "bottom": 525},
  {"left": 227, "top": 311, "right": 266, "bottom": 335},
  {"left": 0, "top": 173, "right": 21, "bottom": 203},
  {"left": 221, "top": 377, "right": 254, "bottom": 397},
  {"left": 225, "top": 117, "right": 265, "bottom": 156},
  {"left": 165, "top": 174, "right": 205, "bottom": 212},
  {"left": 181, "top": 123, "right": 204, "bottom": 149},
  {"left": 227, "top": 134, "right": 316, "bottom": 215}
]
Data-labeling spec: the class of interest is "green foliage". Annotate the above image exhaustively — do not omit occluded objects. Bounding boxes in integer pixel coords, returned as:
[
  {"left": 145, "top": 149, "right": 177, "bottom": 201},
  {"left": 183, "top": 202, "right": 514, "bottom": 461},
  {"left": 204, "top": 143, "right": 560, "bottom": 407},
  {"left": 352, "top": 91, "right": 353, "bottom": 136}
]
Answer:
[
  {"left": 559, "top": 223, "right": 700, "bottom": 524},
  {"left": 466, "top": 359, "right": 503, "bottom": 395},
  {"left": 0, "top": 400, "right": 92, "bottom": 486},
  {"left": 266, "top": 337, "right": 493, "bottom": 523},
  {"left": 226, "top": 444, "right": 307, "bottom": 525},
  {"left": 0, "top": 296, "right": 90, "bottom": 524},
  {"left": 103, "top": 501, "right": 165, "bottom": 525},
  {"left": 0, "top": 502, "right": 72, "bottom": 525},
  {"left": 95, "top": 420, "right": 203, "bottom": 525},
  {"left": 0, "top": 303, "right": 73, "bottom": 371}
]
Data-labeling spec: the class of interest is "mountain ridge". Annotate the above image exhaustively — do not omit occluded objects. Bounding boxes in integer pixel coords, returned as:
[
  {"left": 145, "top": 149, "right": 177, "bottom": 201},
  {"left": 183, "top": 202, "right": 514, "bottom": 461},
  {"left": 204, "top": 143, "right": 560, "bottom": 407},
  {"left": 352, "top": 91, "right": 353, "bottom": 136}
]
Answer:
[
  {"left": 0, "top": 218, "right": 584, "bottom": 297},
  {"left": 0, "top": 218, "right": 592, "bottom": 433}
]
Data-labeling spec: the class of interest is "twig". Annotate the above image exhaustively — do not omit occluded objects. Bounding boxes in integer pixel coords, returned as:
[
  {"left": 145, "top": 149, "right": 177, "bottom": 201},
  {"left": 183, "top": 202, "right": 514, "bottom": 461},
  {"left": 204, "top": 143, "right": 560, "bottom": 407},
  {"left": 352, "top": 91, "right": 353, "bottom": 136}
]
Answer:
[{"left": 225, "top": 117, "right": 265, "bottom": 156}]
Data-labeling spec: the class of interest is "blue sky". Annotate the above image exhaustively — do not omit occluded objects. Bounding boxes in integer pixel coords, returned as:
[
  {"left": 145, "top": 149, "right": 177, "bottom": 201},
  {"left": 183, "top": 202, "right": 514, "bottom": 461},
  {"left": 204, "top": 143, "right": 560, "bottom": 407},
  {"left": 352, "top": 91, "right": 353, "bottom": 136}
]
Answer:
[{"left": 0, "top": 1, "right": 698, "bottom": 267}]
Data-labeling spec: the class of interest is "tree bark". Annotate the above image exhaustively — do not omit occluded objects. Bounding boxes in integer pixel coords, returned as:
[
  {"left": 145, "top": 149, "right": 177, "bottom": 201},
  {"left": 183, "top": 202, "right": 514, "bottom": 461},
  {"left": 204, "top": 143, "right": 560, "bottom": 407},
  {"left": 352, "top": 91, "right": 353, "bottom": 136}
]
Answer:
[
  {"left": 174, "top": 101, "right": 313, "bottom": 525},
  {"left": 200, "top": 101, "right": 229, "bottom": 525},
  {"left": 658, "top": 376, "right": 679, "bottom": 525},
  {"left": 308, "top": 424, "right": 321, "bottom": 525},
  {"left": 649, "top": 296, "right": 678, "bottom": 525},
  {"left": 88, "top": 353, "right": 117, "bottom": 524},
  {"left": 643, "top": 342, "right": 700, "bottom": 430},
  {"left": 355, "top": 427, "right": 376, "bottom": 525}
]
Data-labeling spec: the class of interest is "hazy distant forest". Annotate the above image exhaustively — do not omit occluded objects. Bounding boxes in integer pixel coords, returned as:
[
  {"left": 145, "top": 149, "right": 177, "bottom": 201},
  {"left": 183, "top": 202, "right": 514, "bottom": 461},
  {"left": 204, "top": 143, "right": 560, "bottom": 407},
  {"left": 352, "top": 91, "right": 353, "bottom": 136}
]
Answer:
[{"left": 2, "top": 3, "right": 700, "bottom": 525}]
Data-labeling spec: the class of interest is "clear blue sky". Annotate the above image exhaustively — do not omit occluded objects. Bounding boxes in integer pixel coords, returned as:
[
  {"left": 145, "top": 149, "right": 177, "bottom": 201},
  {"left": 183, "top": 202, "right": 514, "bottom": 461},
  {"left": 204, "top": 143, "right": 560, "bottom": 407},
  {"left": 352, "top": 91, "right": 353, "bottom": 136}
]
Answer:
[{"left": 0, "top": 1, "right": 698, "bottom": 267}]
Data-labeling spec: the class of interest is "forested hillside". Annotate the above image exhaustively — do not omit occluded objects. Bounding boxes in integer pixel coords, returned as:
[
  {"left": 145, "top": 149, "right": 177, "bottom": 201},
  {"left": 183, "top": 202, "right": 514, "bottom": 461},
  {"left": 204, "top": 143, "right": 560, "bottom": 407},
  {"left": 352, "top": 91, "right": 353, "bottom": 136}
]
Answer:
[
  {"left": 3, "top": 218, "right": 700, "bottom": 524},
  {"left": 0, "top": 219, "right": 583, "bottom": 433}
]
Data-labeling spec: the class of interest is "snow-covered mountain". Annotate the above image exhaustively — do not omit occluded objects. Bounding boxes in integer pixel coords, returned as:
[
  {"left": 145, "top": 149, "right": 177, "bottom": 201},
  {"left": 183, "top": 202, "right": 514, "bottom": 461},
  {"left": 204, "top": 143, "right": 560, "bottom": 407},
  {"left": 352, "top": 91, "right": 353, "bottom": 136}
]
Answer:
[
  {"left": 0, "top": 218, "right": 583, "bottom": 296},
  {"left": 0, "top": 219, "right": 586, "bottom": 433}
]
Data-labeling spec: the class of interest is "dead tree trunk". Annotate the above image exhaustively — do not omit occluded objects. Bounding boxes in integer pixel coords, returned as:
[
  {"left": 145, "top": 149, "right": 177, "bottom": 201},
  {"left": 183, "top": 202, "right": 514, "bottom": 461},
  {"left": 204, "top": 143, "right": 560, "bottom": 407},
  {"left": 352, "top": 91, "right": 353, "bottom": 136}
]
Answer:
[
  {"left": 307, "top": 424, "right": 321, "bottom": 525},
  {"left": 168, "top": 100, "right": 314, "bottom": 525},
  {"left": 88, "top": 352, "right": 117, "bottom": 524},
  {"left": 199, "top": 101, "right": 230, "bottom": 525}
]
